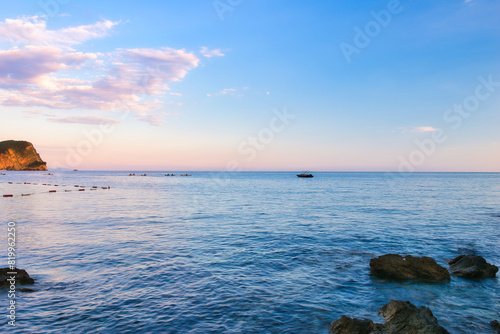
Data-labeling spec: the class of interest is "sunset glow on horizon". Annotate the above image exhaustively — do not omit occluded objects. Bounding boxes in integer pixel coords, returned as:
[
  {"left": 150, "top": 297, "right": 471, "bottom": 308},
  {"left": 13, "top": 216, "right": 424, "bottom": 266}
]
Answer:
[{"left": 1, "top": 1, "right": 499, "bottom": 172}]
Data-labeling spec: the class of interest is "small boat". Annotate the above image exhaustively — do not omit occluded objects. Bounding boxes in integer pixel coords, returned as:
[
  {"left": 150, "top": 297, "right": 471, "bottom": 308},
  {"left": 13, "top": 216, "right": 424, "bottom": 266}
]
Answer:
[
  {"left": 180, "top": 174, "right": 192, "bottom": 176},
  {"left": 0, "top": 173, "right": 6, "bottom": 175},
  {"left": 128, "top": 173, "right": 136, "bottom": 176},
  {"left": 165, "top": 174, "right": 175, "bottom": 176},
  {"left": 297, "top": 171, "right": 313, "bottom": 178},
  {"left": 73, "top": 169, "right": 78, "bottom": 171}
]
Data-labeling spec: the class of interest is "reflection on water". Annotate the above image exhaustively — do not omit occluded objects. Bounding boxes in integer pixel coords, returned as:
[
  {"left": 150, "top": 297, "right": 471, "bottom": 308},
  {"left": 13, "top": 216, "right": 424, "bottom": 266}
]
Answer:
[{"left": 1, "top": 172, "right": 499, "bottom": 333}]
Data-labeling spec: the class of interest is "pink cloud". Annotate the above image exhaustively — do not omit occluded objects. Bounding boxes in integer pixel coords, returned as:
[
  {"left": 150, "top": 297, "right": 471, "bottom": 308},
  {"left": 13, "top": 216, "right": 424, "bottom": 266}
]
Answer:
[
  {"left": 47, "top": 115, "right": 121, "bottom": 125},
  {"left": 136, "top": 114, "right": 164, "bottom": 126},
  {"left": 400, "top": 126, "right": 438, "bottom": 133},
  {"left": 23, "top": 109, "right": 56, "bottom": 118},
  {"left": 0, "top": 46, "right": 96, "bottom": 86},
  {"left": 0, "top": 17, "right": 202, "bottom": 125},
  {"left": 0, "top": 46, "right": 199, "bottom": 113}
]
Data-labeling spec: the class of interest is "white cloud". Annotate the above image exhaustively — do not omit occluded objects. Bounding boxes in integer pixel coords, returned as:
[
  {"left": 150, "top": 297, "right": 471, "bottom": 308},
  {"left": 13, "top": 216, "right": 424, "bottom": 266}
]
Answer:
[
  {"left": 0, "top": 16, "right": 117, "bottom": 48},
  {"left": 0, "top": 17, "right": 204, "bottom": 126},
  {"left": 200, "top": 46, "right": 225, "bottom": 58},
  {"left": 206, "top": 88, "right": 239, "bottom": 97}
]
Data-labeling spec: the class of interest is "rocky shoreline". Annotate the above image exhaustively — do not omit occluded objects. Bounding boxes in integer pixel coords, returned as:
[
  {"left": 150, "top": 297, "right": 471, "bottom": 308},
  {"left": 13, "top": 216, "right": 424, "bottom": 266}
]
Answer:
[
  {"left": 2, "top": 255, "right": 497, "bottom": 333},
  {"left": 331, "top": 254, "right": 498, "bottom": 333}
]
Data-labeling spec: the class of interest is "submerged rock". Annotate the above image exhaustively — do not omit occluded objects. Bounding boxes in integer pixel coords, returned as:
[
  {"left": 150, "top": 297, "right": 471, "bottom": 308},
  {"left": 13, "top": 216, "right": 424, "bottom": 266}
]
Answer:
[
  {"left": 330, "top": 300, "right": 449, "bottom": 334},
  {"left": 370, "top": 254, "right": 450, "bottom": 281},
  {"left": 491, "top": 320, "right": 500, "bottom": 334},
  {"left": 0, "top": 267, "right": 35, "bottom": 287},
  {"left": 448, "top": 255, "right": 498, "bottom": 278}
]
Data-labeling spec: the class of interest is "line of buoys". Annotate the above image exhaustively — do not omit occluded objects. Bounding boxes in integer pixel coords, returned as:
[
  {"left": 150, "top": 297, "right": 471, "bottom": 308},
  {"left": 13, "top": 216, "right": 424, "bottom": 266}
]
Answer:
[{"left": 2, "top": 181, "right": 111, "bottom": 198}]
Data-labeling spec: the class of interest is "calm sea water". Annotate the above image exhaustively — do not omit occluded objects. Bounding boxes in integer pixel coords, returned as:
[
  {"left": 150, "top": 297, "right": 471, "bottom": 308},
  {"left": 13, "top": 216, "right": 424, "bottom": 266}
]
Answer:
[{"left": 1, "top": 171, "right": 499, "bottom": 333}]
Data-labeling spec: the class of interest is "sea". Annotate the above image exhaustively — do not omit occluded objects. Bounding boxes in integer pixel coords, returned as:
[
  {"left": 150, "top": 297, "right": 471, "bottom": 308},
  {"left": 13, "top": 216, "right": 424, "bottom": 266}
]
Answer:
[{"left": 1, "top": 171, "right": 499, "bottom": 333}]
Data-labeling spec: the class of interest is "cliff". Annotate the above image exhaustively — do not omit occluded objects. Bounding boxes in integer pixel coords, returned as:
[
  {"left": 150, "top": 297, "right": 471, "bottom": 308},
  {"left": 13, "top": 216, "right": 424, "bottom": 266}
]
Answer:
[{"left": 0, "top": 140, "right": 47, "bottom": 171}]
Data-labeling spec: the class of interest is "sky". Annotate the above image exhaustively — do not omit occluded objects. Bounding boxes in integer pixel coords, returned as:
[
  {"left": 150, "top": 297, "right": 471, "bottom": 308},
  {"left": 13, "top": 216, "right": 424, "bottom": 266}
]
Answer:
[{"left": 0, "top": 0, "right": 499, "bottom": 171}]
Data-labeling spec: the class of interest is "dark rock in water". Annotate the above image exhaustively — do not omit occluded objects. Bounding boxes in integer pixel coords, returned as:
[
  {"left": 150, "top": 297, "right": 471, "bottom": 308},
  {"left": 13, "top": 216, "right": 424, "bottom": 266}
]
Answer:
[
  {"left": 0, "top": 267, "right": 35, "bottom": 287},
  {"left": 18, "top": 288, "right": 36, "bottom": 292},
  {"left": 329, "top": 316, "right": 385, "bottom": 334},
  {"left": 491, "top": 320, "right": 500, "bottom": 333},
  {"left": 330, "top": 300, "right": 449, "bottom": 334},
  {"left": 370, "top": 254, "right": 450, "bottom": 281},
  {"left": 379, "top": 300, "right": 449, "bottom": 334},
  {"left": 448, "top": 255, "right": 498, "bottom": 278}
]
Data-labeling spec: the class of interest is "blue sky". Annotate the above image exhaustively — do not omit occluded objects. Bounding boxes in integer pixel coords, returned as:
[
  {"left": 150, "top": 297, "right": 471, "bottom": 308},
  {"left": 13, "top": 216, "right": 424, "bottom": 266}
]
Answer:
[{"left": 0, "top": 0, "right": 499, "bottom": 171}]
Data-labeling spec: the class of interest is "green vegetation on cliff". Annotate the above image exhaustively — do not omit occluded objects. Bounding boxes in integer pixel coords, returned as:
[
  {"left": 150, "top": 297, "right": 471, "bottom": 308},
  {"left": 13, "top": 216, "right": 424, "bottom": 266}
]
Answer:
[
  {"left": 0, "top": 140, "right": 32, "bottom": 155},
  {"left": 0, "top": 140, "right": 47, "bottom": 171}
]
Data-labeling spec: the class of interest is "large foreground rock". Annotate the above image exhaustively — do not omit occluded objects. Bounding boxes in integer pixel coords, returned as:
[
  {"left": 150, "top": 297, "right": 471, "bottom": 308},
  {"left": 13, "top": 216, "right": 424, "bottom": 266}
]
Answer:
[
  {"left": 0, "top": 267, "right": 35, "bottom": 287},
  {"left": 448, "top": 255, "right": 498, "bottom": 278},
  {"left": 330, "top": 300, "right": 449, "bottom": 334},
  {"left": 379, "top": 300, "right": 449, "bottom": 334},
  {"left": 491, "top": 320, "right": 500, "bottom": 334},
  {"left": 370, "top": 254, "right": 450, "bottom": 281}
]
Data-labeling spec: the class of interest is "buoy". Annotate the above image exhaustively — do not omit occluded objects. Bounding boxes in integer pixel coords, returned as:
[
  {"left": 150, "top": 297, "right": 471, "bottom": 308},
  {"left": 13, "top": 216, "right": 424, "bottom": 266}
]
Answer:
[{"left": 3, "top": 194, "right": 13, "bottom": 197}]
